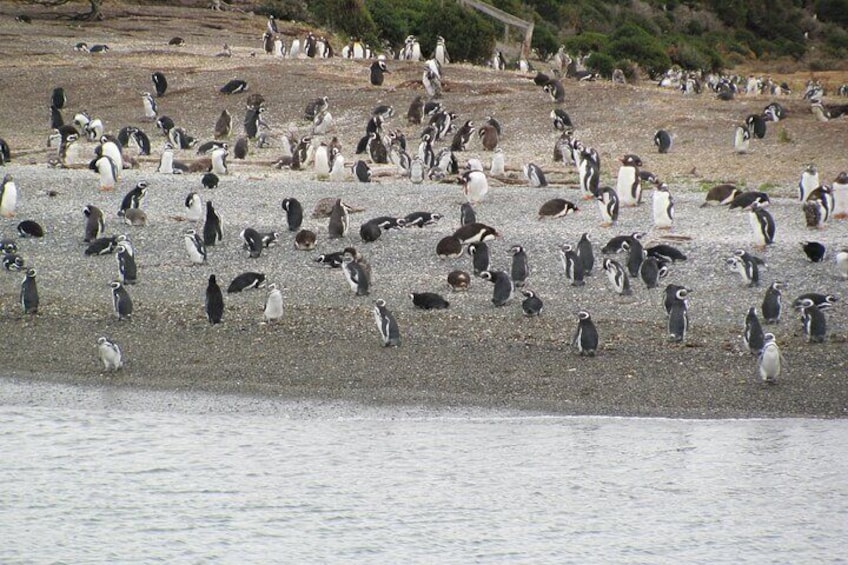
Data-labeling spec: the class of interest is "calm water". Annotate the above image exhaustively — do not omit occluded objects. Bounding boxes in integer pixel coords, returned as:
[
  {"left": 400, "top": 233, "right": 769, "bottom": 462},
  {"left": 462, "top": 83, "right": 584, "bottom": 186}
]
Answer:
[{"left": 1, "top": 379, "right": 846, "bottom": 564}]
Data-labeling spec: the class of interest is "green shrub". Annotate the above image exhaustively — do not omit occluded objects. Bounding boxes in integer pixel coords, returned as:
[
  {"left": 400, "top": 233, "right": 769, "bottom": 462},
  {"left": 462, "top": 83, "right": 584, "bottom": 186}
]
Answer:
[
  {"left": 586, "top": 52, "right": 616, "bottom": 77},
  {"left": 308, "top": 0, "right": 377, "bottom": 40},
  {"left": 817, "top": 0, "right": 848, "bottom": 26},
  {"left": 259, "top": 0, "right": 311, "bottom": 21},
  {"left": 417, "top": 3, "right": 496, "bottom": 64},
  {"left": 608, "top": 24, "right": 671, "bottom": 77},
  {"left": 563, "top": 32, "right": 609, "bottom": 55},
  {"left": 532, "top": 22, "right": 560, "bottom": 60}
]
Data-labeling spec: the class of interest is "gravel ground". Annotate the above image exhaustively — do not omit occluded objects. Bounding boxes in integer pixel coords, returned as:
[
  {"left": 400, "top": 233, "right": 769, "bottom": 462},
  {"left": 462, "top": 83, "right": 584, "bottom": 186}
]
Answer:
[{"left": 0, "top": 3, "right": 846, "bottom": 418}]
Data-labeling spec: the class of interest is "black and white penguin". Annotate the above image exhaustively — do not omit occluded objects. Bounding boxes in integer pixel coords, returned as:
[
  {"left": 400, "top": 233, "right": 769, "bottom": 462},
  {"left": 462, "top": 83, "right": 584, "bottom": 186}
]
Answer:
[
  {"left": 263, "top": 284, "right": 283, "bottom": 324},
  {"left": 281, "top": 198, "right": 303, "bottom": 232},
  {"left": 202, "top": 172, "right": 220, "bottom": 190},
  {"left": 450, "top": 120, "right": 475, "bottom": 152},
  {"left": 205, "top": 274, "right": 224, "bottom": 324},
  {"left": 227, "top": 272, "right": 266, "bottom": 293},
  {"left": 639, "top": 256, "right": 668, "bottom": 289},
  {"left": 436, "top": 236, "right": 463, "bottom": 259},
  {"left": 97, "top": 336, "right": 123, "bottom": 372},
  {"left": 743, "top": 306, "right": 765, "bottom": 354},
  {"left": 203, "top": 201, "right": 223, "bottom": 246},
  {"left": 51, "top": 86, "right": 66, "bottom": 110},
  {"left": 343, "top": 255, "right": 370, "bottom": 296},
  {"left": 793, "top": 293, "right": 838, "bottom": 311},
  {"left": 748, "top": 201, "right": 775, "bottom": 249},
  {"left": 373, "top": 299, "right": 401, "bottom": 346},
  {"left": 370, "top": 60, "right": 389, "bottom": 86},
  {"left": 467, "top": 242, "right": 491, "bottom": 275},
  {"left": 832, "top": 171, "right": 848, "bottom": 219},
  {"left": 156, "top": 115, "right": 174, "bottom": 135},
  {"left": 294, "top": 229, "right": 317, "bottom": 251},
  {"left": 521, "top": 162, "right": 548, "bottom": 188},
  {"left": 543, "top": 79, "right": 566, "bottom": 103},
  {"left": 410, "top": 292, "right": 450, "bottom": 310},
  {"left": 575, "top": 232, "right": 594, "bottom": 276},
  {"left": 620, "top": 237, "right": 644, "bottom": 278},
  {"left": 701, "top": 183, "right": 742, "bottom": 207},
  {"left": 729, "top": 190, "right": 769, "bottom": 210},
  {"left": 727, "top": 252, "right": 761, "bottom": 287},
  {"left": 142, "top": 92, "right": 157, "bottom": 120},
  {"left": 616, "top": 154, "right": 642, "bottom": 207},
  {"left": 559, "top": 244, "right": 585, "bottom": 287},
  {"left": 480, "top": 270, "right": 514, "bottom": 307},
  {"left": 184, "top": 192, "right": 203, "bottom": 222},
  {"left": 220, "top": 79, "right": 248, "bottom": 95},
  {"left": 17, "top": 220, "right": 44, "bottom": 238},
  {"left": 453, "top": 222, "right": 500, "bottom": 244},
  {"left": 151, "top": 71, "right": 167, "bottom": 97},
  {"left": 403, "top": 211, "right": 442, "bottom": 228},
  {"left": 3, "top": 253, "right": 24, "bottom": 272},
  {"left": 84, "top": 236, "right": 118, "bottom": 256},
  {"left": 0, "top": 174, "right": 18, "bottom": 218},
  {"left": 762, "top": 281, "right": 785, "bottom": 323},
  {"left": 801, "top": 241, "right": 826, "bottom": 263},
  {"left": 800, "top": 303, "right": 827, "bottom": 343},
  {"left": 653, "top": 129, "right": 672, "bottom": 153},
  {"left": 551, "top": 108, "right": 572, "bottom": 131},
  {"left": 359, "top": 220, "right": 382, "bottom": 243},
  {"left": 213, "top": 110, "right": 232, "bottom": 140},
  {"left": 83, "top": 205, "right": 105, "bottom": 242},
  {"left": 602, "top": 258, "right": 631, "bottom": 295},
  {"left": 803, "top": 199, "right": 828, "bottom": 229},
  {"left": 460, "top": 202, "right": 477, "bottom": 226},
  {"left": 734, "top": 124, "right": 750, "bottom": 154},
  {"left": 462, "top": 169, "right": 489, "bottom": 204},
  {"left": 315, "top": 252, "right": 344, "bottom": 268},
  {"left": 536, "top": 198, "right": 579, "bottom": 221},
  {"left": 240, "top": 227, "right": 262, "bottom": 258},
  {"left": 667, "top": 288, "right": 690, "bottom": 342},
  {"left": 244, "top": 106, "right": 264, "bottom": 139},
  {"left": 21, "top": 268, "right": 39, "bottom": 314},
  {"left": 763, "top": 102, "right": 786, "bottom": 122},
  {"left": 521, "top": 289, "right": 543, "bottom": 316},
  {"left": 652, "top": 182, "right": 674, "bottom": 229},
  {"left": 758, "top": 333, "right": 781, "bottom": 384},
  {"left": 328, "top": 199, "right": 350, "bottom": 239},
  {"left": 116, "top": 244, "right": 137, "bottom": 285},
  {"left": 510, "top": 245, "right": 530, "bottom": 287},
  {"left": 745, "top": 114, "right": 767, "bottom": 139},
  {"left": 184, "top": 229, "right": 207, "bottom": 265},
  {"left": 118, "top": 181, "right": 148, "bottom": 217},
  {"left": 646, "top": 244, "right": 687, "bottom": 263},
  {"left": 573, "top": 311, "right": 599, "bottom": 356},
  {"left": 595, "top": 186, "right": 619, "bottom": 227},
  {"left": 110, "top": 280, "right": 133, "bottom": 320},
  {"left": 91, "top": 155, "right": 117, "bottom": 192},
  {"left": 352, "top": 160, "right": 371, "bottom": 183},
  {"left": 837, "top": 247, "right": 848, "bottom": 280},
  {"left": 797, "top": 163, "right": 819, "bottom": 202}
]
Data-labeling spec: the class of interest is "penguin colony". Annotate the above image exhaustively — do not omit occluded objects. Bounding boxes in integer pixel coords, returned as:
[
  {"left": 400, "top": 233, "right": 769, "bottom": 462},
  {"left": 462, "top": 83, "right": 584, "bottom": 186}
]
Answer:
[{"left": 0, "top": 12, "right": 845, "bottom": 389}]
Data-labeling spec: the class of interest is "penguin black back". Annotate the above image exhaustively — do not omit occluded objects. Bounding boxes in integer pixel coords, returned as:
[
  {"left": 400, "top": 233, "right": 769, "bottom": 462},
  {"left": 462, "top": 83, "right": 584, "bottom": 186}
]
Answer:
[
  {"left": 206, "top": 274, "right": 224, "bottom": 324},
  {"left": 281, "top": 198, "right": 304, "bottom": 232}
]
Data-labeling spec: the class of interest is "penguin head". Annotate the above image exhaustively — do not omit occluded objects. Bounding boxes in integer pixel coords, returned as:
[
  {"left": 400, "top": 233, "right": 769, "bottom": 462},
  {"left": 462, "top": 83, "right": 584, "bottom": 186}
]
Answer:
[
  {"left": 577, "top": 310, "right": 591, "bottom": 321},
  {"left": 479, "top": 271, "right": 494, "bottom": 282},
  {"left": 510, "top": 245, "right": 525, "bottom": 255},
  {"left": 109, "top": 280, "right": 122, "bottom": 290},
  {"left": 763, "top": 333, "right": 776, "bottom": 344},
  {"left": 97, "top": 337, "right": 109, "bottom": 346},
  {"left": 375, "top": 298, "right": 387, "bottom": 308},
  {"left": 675, "top": 288, "right": 691, "bottom": 300},
  {"left": 26, "top": 267, "right": 36, "bottom": 278}
]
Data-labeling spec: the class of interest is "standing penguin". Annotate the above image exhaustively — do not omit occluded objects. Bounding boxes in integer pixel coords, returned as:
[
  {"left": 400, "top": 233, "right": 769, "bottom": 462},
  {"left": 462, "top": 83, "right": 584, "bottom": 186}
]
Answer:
[
  {"left": 83, "top": 205, "right": 105, "bottom": 242},
  {"left": 21, "top": 268, "right": 39, "bottom": 314},
  {"left": 573, "top": 311, "right": 599, "bottom": 356},
  {"left": 353, "top": 160, "right": 371, "bottom": 182},
  {"left": 652, "top": 182, "right": 674, "bottom": 229},
  {"left": 837, "top": 247, "right": 848, "bottom": 280},
  {"left": 92, "top": 155, "right": 117, "bottom": 191},
  {"left": 595, "top": 186, "right": 619, "bottom": 227},
  {"left": 0, "top": 174, "right": 18, "bottom": 218},
  {"left": 205, "top": 274, "right": 224, "bottom": 324},
  {"left": 801, "top": 303, "right": 827, "bottom": 343},
  {"left": 460, "top": 202, "right": 477, "bottom": 226},
  {"left": 342, "top": 255, "right": 370, "bottom": 296},
  {"left": 576, "top": 232, "right": 594, "bottom": 276},
  {"left": 762, "top": 281, "right": 785, "bottom": 323},
  {"left": 734, "top": 124, "right": 751, "bottom": 154},
  {"left": 118, "top": 181, "right": 148, "bottom": 217},
  {"left": 214, "top": 110, "right": 232, "bottom": 139},
  {"left": 370, "top": 60, "right": 388, "bottom": 86},
  {"left": 328, "top": 198, "right": 349, "bottom": 239},
  {"left": 211, "top": 146, "right": 228, "bottom": 175},
  {"left": 373, "top": 299, "right": 401, "bottom": 347},
  {"left": 667, "top": 287, "right": 690, "bottom": 342},
  {"left": 97, "top": 337, "right": 122, "bottom": 371},
  {"left": 116, "top": 244, "right": 137, "bottom": 285},
  {"left": 184, "top": 192, "right": 203, "bottom": 222},
  {"left": 559, "top": 244, "right": 585, "bottom": 287},
  {"left": 281, "top": 198, "right": 303, "bottom": 231},
  {"left": 240, "top": 227, "right": 263, "bottom": 259},
  {"left": 798, "top": 164, "right": 819, "bottom": 201},
  {"left": 616, "top": 154, "right": 642, "bottom": 207},
  {"left": 467, "top": 242, "right": 490, "bottom": 275},
  {"left": 523, "top": 163, "right": 547, "bottom": 187},
  {"left": 621, "top": 238, "right": 644, "bottom": 278},
  {"left": 602, "top": 258, "right": 631, "bottom": 295},
  {"left": 578, "top": 152, "right": 600, "bottom": 199},
  {"left": 726, "top": 251, "right": 762, "bottom": 287},
  {"left": 653, "top": 129, "right": 672, "bottom": 153},
  {"left": 520, "top": 289, "right": 543, "bottom": 316},
  {"left": 510, "top": 245, "right": 530, "bottom": 287},
  {"left": 110, "top": 280, "right": 133, "bottom": 320},
  {"left": 743, "top": 307, "right": 765, "bottom": 354},
  {"left": 758, "top": 333, "right": 781, "bottom": 384},
  {"left": 203, "top": 201, "right": 223, "bottom": 246},
  {"left": 263, "top": 283, "right": 283, "bottom": 323},
  {"left": 748, "top": 201, "right": 775, "bottom": 249},
  {"left": 480, "top": 270, "right": 514, "bottom": 306},
  {"left": 462, "top": 169, "right": 489, "bottom": 204},
  {"left": 832, "top": 171, "right": 848, "bottom": 219},
  {"left": 184, "top": 229, "right": 207, "bottom": 264},
  {"left": 142, "top": 92, "right": 157, "bottom": 120},
  {"left": 639, "top": 257, "right": 667, "bottom": 289},
  {"left": 51, "top": 86, "right": 67, "bottom": 109},
  {"left": 152, "top": 71, "right": 168, "bottom": 97}
]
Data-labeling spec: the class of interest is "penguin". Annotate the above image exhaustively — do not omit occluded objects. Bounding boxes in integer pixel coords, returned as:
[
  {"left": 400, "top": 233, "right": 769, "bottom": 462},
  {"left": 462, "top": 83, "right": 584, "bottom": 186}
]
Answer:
[
  {"left": 559, "top": 244, "right": 584, "bottom": 287},
  {"left": 639, "top": 256, "right": 668, "bottom": 289},
  {"left": 205, "top": 274, "right": 224, "bottom": 324},
  {"left": 758, "top": 333, "right": 781, "bottom": 384},
  {"left": 407, "top": 156, "right": 425, "bottom": 184},
  {"left": 142, "top": 92, "right": 157, "bottom": 120},
  {"left": 263, "top": 283, "right": 283, "bottom": 323},
  {"left": 85, "top": 236, "right": 119, "bottom": 256},
  {"left": 220, "top": 79, "right": 248, "bottom": 94},
  {"left": 734, "top": 124, "right": 750, "bottom": 154},
  {"left": 244, "top": 106, "right": 264, "bottom": 139},
  {"left": 517, "top": 289, "right": 541, "bottom": 316},
  {"left": 92, "top": 155, "right": 117, "bottom": 192},
  {"left": 21, "top": 268, "right": 39, "bottom": 314},
  {"left": 214, "top": 110, "right": 232, "bottom": 140},
  {"left": 550, "top": 108, "right": 572, "bottom": 131},
  {"left": 203, "top": 201, "right": 223, "bottom": 246},
  {"left": 522, "top": 163, "right": 548, "bottom": 188},
  {"left": 17, "top": 220, "right": 44, "bottom": 238},
  {"left": 304, "top": 96, "right": 329, "bottom": 121},
  {"left": 156, "top": 143, "right": 175, "bottom": 175},
  {"left": 240, "top": 227, "right": 263, "bottom": 259},
  {"left": 732, "top": 249, "right": 765, "bottom": 287},
  {"left": 543, "top": 79, "right": 566, "bottom": 103},
  {"left": 359, "top": 220, "right": 382, "bottom": 243},
  {"left": 85, "top": 118, "right": 104, "bottom": 141},
  {"left": 97, "top": 337, "right": 122, "bottom": 371},
  {"left": 4, "top": 253, "right": 24, "bottom": 272},
  {"left": 646, "top": 244, "right": 687, "bottom": 263},
  {"left": 803, "top": 199, "right": 828, "bottom": 229},
  {"left": 116, "top": 244, "right": 137, "bottom": 285},
  {"left": 436, "top": 236, "right": 463, "bottom": 259},
  {"left": 450, "top": 120, "right": 475, "bottom": 152},
  {"left": 703, "top": 184, "right": 742, "bottom": 208},
  {"left": 602, "top": 258, "right": 631, "bottom": 295},
  {"left": 150, "top": 72, "right": 167, "bottom": 98},
  {"left": 667, "top": 289, "right": 689, "bottom": 343},
  {"left": 434, "top": 36, "right": 450, "bottom": 65},
  {"left": 281, "top": 198, "right": 303, "bottom": 232},
  {"left": 410, "top": 292, "right": 450, "bottom": 310},
  {"left": 616, "top": 154, "right": 642, "bottom": 207},
  {"left": 762, "top": 282, "right": 785, "bottom": 324},
  {"left": 373, "top": 299, "right": 401, "bottom": 347},
  {"left": 184, "top": 192, "right": 203, "bottom": 222},
  {"left": 467, "top": 242, "right": 490, "bottom": 275},
  {"left": 654, "top": 129, "right": 672, "bottom": 153},
  {"left": 763, "top": 102, "right": 786, "bottom": 122},
  {"left": 510, "top": 245, "right": 530, "bottom": 287},
  {"left": 83, "top": 205, "right": 105, "bottom": 242},
  {"left": 184, "top": 229, "right": 207, "bottom": 264},
  {"left": 447, "top": 270, "right": 471, "bottom": 291},
  {"left": 50, "top": 105, "right": 64, "bottom": 130},
  {"left": 329, "top": 152, "right": 347, "bottom": 181},
  {"left": 578, "top": 154, "right": 600, "bottom": 199},
  {"left": 489, "top": 148, "right": 505, "bottom": 176},
  {"left": 407, "top": 95, "right": 424, "bottom": 125},
  {"left": 745, "top": 114, "right": 766, "bottom": 139},
  {"left": 227, "top": 272, "right": 266, "bottom": 293},
  {"left": 328, "top": 198, "right": 349, "bottom": 239},
  {"left": 801, "top": 241, "right": 826, "bottom": 263},
  {"left": 51, "top": 86, "right": 66, "bottom": 110},
  {"left": 202, "top": 172, "right": 219, "bottom": 189},
  {"left": 312, "top": 110, "right": 333, "bottom": 135},
  {"left": 126, "top": 126, "right": 151, "bottom": 155},
  {"left": 370, "top": 60, "right": 388, "bottom": 86},
  {"left": 118, "top": 181, "right": 148, "bottom": 217},
  {"left": 403, "top": 211, "right": 442, "bottom": 228},
  {"left": 743, "top": 306, "right": 765, "bottom": 354},
  {"left": 749, "top": 201, "right": 775, "bottom": 249},
  {"left": 342, "top": 255, "right": 370, "bottom": 296},
  {"left": 837, "top": 247, "right": 848, "bottom": 280},
  {"left": 462, "top": 169, "right": 489, "bottom": 204},
  {"left": 352, "top": 160, "right": 371, "bottom": 182},
  {"left": 575, "top": 233, "right": 594, "bottom": 276},
  {"left": 652, "top": 182, "right": 674, "bottom": 229},
  {"left": 537, "top": 199, "right": 578, "bottom": 220},
  {"left": 729, "top": 191, "right": 769, "bottom": 210},
  {"left": 793, "top": 293, "right": 838, "bottom": 311},
  {"left": 480, "top": 270, "right": 514, "bottom": 307},
  {"left": 620, "top": 238, "right": 644, "bottom": 278},
  {"left": 292, "top": 229, "right": 316, "bottom": 251},
  {"left": 0, "top": 174, "right": 18, "bottom": 218},
  {"left": 98, "top": 135, "right": 124, "bottom": 173},
  {"left": 798, "top": 164, "right": 819, "bottom": 201},
  {"left": 595, "top": 186, "right": 619, "bottom": 227},
  {"left": 831, "top": 171, "right": 848, "bottom": 219},
  {"left": 110, "top": 280, "right": 133, "bottom": 321},
  {"left": 453, "top": 222, "right": 500, "bottom": 244},
  {"left": 209, "top": 147, "right": 229, "bottom": 176},
  {"left": 233, "top": 136, "right": 249, "bottom": 160},
  {"left": 156, "top": 115, "right": 174, "bottom": 135},
  {"left": 801, "top": 303, "right": 827, "bottom": 343},
  {"left": 460, "top": 202, "right": 477, "bottom": 226},
  {"left": 573, "top": 311, "right": 599, "bottom": 356}
]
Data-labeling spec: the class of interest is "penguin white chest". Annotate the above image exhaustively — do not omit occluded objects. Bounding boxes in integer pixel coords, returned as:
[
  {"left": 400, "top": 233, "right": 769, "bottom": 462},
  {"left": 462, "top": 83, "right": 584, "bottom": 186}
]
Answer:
[
  {"left": 652, "top": 190, "right": 674, "bottom": 228},
  {"left": 616, "top": 166, "right": 639, "bottom": 206},
  {"left": 749, "top": 211, "right": 766, "bottom": 246},
  {"left": 314, "top": 147, "right": 330, "bottom": 175},
  {"left": 832, "top": 183, "right": 848, "bottom": 218},
  {"left": 0, "top": 180, "right": 17, "bottom": 216}
]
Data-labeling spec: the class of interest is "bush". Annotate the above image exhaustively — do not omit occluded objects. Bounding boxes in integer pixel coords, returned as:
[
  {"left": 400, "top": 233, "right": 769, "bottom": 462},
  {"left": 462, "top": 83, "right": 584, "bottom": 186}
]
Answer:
[
  {"left": 532, "top": 22, "right": 560, "bottom": 60},
  {"left": 817, "top": 0, "right": 848, "bottom": 26},
  {"left": 607, "top": 24, "right": 671, "bottom": 77},
  {"left": 308, "top": 0, "right": 377, "bottom": 40},
  {"left": 259, "top": 0, "right": 310, "bottom": 21},
  {"left": 563, "top": 32, "right": 609, "bottom": 55},
  {"left": 417, "top": 3, "right": 496, "bottom": 64},
  {"left": 586, "top": 52, "right": 616, "bottom": 77}
]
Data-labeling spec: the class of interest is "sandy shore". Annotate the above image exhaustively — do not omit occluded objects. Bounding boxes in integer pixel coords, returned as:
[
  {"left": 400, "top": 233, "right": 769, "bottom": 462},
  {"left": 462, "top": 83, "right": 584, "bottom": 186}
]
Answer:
[{"left": 0, "top": 4, "right": 846, "bottom": 418}]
